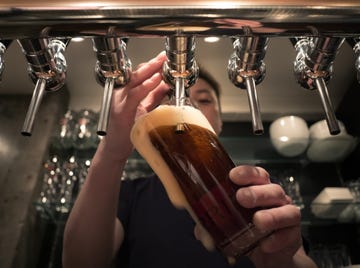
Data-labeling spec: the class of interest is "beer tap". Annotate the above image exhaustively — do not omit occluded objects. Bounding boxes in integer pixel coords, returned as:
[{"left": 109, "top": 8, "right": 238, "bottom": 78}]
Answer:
[
  {"left": 347, "top": 37, "right": 360, "bottom": 83},
  {"left": 293, "top": 36, "right": 345, "bottom": 135},
  {"left": 162, "top": 35, "right": 199, "bottom": 133},
  {"left": 18, "top": 38, "right": 69, "bottom": 136},
  {"left": 0, "top": 40, "right": 12, "bottom": 81},
  {"left": 228, "top": 36, "right": 269, "bottom": 135},
  {"left": 93, "top": 36, "right": 132, "bottom": 136},
  {"left": 162, "top": 35, "right": 199, "bottom": 106}
]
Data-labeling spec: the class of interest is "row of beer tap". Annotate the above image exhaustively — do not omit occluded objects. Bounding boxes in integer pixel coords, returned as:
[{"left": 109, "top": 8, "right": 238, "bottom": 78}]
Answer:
[{"left": 0, "top": 34, "right": 360, "bottom": 137}]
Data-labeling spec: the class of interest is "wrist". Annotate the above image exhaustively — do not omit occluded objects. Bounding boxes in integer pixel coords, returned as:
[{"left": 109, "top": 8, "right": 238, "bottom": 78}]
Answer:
[{"left": 96, "top": 137, "right": 133, "bottom": 165}]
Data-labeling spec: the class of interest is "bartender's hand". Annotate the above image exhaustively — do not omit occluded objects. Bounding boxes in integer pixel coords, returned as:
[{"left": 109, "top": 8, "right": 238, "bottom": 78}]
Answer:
[
  {"left": 194, "top": 165, "right": 317, "bottom": 268},
  {"left": 100, "top": 51, "right": 170, "bottom": 162},
  {"left": 230, "top": 165, "right": 317, "bottom": 268}
]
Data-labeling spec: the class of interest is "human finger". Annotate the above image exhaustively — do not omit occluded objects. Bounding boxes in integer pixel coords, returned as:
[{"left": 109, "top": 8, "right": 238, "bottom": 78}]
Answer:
[
  {"left": 253, "top": 204, "right": 301, "bottom": 232},
  {"left": 229, "top": 165, "right": 270, "bottom": 186},
  {"left": 140, "top": 80, "right": 171, "bottom": 112},
  {"left": 123, "top": 72, "right": 166, "bottom": 113},
  {"left": 127, "top": 51, "right": 167, "bottom": 88},
  {"left": 236, "top": 183, "right": 290, "bottom": 208},
  {"left": 193, "top": 224, "right": 215, "bottom": 251}
]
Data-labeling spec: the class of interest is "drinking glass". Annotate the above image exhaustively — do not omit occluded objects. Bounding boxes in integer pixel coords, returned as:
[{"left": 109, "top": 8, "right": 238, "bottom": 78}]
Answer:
[{"left": 130, "top": 100, "right": 271, "bottom": 261}]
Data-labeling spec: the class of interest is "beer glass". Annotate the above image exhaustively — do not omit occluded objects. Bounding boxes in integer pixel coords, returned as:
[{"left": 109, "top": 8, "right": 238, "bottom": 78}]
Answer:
[{"left": 130, "top": 101, "right": 270, "bottom": 261}]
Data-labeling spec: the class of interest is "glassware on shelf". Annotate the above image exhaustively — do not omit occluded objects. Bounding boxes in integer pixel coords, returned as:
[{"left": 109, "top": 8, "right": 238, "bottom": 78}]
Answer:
[
  {"left": 337, "top": 178, "right": 360, "bottom": 223},
  {"left": 348, "top": 178, "right": 360, "bottom": 222},
  {"left": 268, "top": 166, "right": 305, "bottom": 210},
  {"left": 280, "top": 175, "right": 305, "bottom": 210},
  {"left": 35, "top": 155, "right": 91, "bottom": 221},
  {"left": 51, "top": 110, "right": 77, "bottom": 151},
  {"left": 72, "top": 109, "right": 100, "bottom": 150},
  {"left": 36, "top": 155, "right": 63, "bottom": 219}
]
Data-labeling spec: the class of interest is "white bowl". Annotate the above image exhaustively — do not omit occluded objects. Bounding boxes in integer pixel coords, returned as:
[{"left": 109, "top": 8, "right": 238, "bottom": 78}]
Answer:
[
  {"left": 307, "top": 120, "right": 357, "bottom": 162},
  {"left": 269, "top": 116, "right": 310, "bottom": 157}
]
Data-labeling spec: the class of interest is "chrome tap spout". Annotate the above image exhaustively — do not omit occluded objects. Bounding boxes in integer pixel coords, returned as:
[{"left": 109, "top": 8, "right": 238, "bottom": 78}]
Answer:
[
  {"left": 0, "top": 40, "right": 12, "bottom": 81},
  {"left": 228, "top": 36, "right": 269, "bottom": 135},
  {"left": 162, "top": 35, "right": 199, "bottom": 97},
  {"left": 93, "top": 36, "right": 132, "bottom": 136},
  {"left": 18, "top": 38, "right": 69, "bottom": 136},
  {"left": 293, "top": 36, "right": 344, "bottom": 135}
]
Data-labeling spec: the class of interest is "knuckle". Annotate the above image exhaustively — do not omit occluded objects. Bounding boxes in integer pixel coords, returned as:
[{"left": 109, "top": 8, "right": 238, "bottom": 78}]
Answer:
[
  {"left": 230, "top": 165, "right": 270, "bottom": 185},
  {"left": 255, "top": 166, "right": 270, "bottom": 181},
  {"left": 253, "top": 210, "right": 276, "bottom": 231},
  {"left": 289, "top": 205, "right": 302, "bottom": 222},
  {"left": 236, "top": 187, "right": 256, "bottom": 208}
]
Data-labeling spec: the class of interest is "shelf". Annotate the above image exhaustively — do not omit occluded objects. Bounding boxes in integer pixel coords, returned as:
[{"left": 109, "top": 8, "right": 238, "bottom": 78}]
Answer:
[{"left": 219, "top": 136, "right": 359, "bottom": 165}]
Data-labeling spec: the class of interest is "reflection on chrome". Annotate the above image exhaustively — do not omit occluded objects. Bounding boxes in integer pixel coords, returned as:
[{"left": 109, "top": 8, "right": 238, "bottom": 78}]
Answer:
[{"left": 0, "top": 1, "right": 360, "bottom": 136}]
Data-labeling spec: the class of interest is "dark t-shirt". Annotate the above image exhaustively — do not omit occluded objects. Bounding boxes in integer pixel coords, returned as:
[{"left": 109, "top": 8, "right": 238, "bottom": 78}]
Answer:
[{"left": 116, "top": 174, "right": 255, "bottom": 268}]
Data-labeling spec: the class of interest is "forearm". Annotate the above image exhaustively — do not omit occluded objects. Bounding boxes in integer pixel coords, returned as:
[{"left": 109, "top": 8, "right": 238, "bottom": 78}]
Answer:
[{"left": 62, "top": 140, "right": 127, "bottom": 268}]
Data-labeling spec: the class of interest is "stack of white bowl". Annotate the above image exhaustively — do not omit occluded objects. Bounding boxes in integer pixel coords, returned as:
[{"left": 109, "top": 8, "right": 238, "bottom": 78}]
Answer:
[{"left": 269, "top": 116, "right": 357, "bottom": 162}]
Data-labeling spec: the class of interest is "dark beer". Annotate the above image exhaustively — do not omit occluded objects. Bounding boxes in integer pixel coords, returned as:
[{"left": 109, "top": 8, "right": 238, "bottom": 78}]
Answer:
[{"left": 131, "top": 105, "right": 269, "bottom": 260}]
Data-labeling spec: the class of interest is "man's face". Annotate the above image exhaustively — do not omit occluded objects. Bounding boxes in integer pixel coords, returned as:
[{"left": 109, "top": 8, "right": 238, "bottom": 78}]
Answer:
[{"left": 189, "top": 78, "right": 222, "bottom": 135}]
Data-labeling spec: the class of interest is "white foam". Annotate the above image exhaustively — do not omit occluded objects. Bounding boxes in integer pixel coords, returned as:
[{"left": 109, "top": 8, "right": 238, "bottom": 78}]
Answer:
[{"left": 135, "top": 105, "right": 214, "bottom": 132}]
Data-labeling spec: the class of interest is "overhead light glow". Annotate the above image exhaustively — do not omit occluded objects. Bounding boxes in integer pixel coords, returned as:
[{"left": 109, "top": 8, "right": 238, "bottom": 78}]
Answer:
[
  {"left": 204, "top": 36, "right": 220, "bottom": 43},
  {"left": 71, "top": 37, "right": 85, "bottom": 43}
]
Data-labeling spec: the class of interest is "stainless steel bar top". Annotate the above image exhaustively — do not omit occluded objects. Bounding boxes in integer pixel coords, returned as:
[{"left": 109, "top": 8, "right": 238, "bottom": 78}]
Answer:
[{"left": 0, "top": 0, "right": 360, "bottom": 38}]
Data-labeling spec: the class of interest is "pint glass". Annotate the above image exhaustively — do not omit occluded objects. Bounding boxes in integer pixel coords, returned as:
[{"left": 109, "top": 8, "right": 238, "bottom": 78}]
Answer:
[{"left": 130, "top": 103, "right": 269, "bottom": 261}]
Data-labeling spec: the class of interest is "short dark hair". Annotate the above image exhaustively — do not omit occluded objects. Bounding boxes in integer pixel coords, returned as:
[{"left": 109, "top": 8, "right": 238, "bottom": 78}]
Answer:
[{"left": 198, "top": 66, "right": 221, "bottom": 100}]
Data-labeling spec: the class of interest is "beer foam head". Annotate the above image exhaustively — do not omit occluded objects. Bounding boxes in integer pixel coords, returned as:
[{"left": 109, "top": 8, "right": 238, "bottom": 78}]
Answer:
[{"left": 137, "top": 105, "right": 215, "bottom": 133}]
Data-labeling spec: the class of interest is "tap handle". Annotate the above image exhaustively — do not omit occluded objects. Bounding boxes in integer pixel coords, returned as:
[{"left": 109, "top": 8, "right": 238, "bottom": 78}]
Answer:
[
  {"left": 162, "top": 35, "right": 199, "bottom": 91},
  {"left": 97, "top": 78, "right": 115, "bottom": 136},
  {"left": 93, "top": 36, "right": 132, "bottom": 136},
  {"left": 93, "top": 37, "right": 132, "bottom": 87},
  {"left": 315, "top": 77, "right": 340, "bottom": 135},
  {"left": 18, "top": 38, "right": 67, "bottom": 91},
  {"left": 0, "top": 40, "right": 12, "bottom": 81},
  {"left": 18, "top": 38, "right": 68, "bottom": 136},
  {"left": 48, "top": 39, "right": 68, "bottom": 74},
  {"left": 227, "top": 37, "right": 268, "bottom": 135},
  {"left": 21, "top": 78, "right": 46, "bottom": 136},
  {"left": 348, "top": 37, "right": 360, "bottom": 83},
  {"left": 0, "top": 42, "right": 6, "bottom": 81},
  {"left": 293, "top": 37, "right": 343, "bottom": 135},
  {"left": 93, "top": 37, "right": 132, "bottom": 136}
]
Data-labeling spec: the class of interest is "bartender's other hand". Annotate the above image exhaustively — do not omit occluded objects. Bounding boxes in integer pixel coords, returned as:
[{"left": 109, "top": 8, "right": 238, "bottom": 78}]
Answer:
[
  {"left": 230, "top": 165, "right": 304, "bottom": 268},
  {"left": 101, "top": 51, "right": 170, "bottom": 161}
]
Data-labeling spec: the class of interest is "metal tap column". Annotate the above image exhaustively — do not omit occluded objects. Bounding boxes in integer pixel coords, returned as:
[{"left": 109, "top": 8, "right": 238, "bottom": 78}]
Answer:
[
  {"left": 228, "top": 37, "right": 269, "bottom": 135},
  {"left": 162, "top": 35, "right": 199, "bottom": 100},
  {"left": 293, "top": 37, "right": 345, "bottom": 135},
  {"left": 18, "top": 38, "right": 69, "bottom": 136},
  {"left": 0, "top": 40, "right": 12, "bottom": 81},
  {"left": 347, "top": 38, "right": 360, "bottom": 84},
  {"left": 93, "top": 36, "right": 132, "bottom": 136}
]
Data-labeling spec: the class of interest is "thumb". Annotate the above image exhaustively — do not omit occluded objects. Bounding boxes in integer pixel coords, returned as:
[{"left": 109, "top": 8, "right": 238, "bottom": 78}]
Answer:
[{"left": 193, "top": 224, "right": 216, "bottom": 251}]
